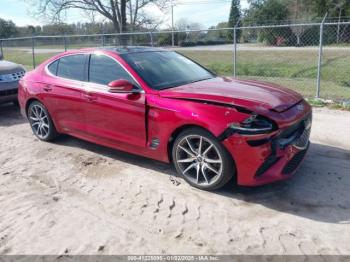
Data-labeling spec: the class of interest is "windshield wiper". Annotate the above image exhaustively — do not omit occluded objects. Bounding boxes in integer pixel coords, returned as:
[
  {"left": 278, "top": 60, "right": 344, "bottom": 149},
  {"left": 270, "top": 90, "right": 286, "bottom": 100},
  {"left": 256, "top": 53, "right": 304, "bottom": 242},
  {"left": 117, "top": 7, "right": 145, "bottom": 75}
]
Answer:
[{"left": 188, "top": 77, "right": 213, "bottom": 84}]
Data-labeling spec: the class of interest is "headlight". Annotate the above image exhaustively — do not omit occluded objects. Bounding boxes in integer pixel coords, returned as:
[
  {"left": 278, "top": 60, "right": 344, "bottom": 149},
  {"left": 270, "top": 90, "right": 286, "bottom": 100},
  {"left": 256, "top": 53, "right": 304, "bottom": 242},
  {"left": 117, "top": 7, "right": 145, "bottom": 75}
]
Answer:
[{"left": 229, "top": 114, "right": 274, "bottom": 135}]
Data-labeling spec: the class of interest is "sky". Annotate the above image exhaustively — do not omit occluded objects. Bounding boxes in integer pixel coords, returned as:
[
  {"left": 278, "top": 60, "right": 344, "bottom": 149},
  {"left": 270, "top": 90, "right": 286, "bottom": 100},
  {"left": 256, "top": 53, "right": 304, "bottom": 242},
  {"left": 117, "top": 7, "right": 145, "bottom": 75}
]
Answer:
[{"left": 0, "top": 0, "right": 249, "bottom": 28}]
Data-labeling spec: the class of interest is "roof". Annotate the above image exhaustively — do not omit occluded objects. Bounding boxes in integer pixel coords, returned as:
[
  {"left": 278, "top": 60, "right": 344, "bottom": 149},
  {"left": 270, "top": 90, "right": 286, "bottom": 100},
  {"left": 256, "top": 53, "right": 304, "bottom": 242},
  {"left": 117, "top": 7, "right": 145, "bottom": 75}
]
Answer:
[{"left": 98, "top": 46, "right": 168, "bottom": 54}]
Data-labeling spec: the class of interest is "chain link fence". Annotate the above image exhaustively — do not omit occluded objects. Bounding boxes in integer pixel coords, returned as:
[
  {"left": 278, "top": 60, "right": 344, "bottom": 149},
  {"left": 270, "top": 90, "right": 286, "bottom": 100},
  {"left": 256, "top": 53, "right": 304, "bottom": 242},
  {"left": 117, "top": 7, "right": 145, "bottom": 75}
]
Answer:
[{"left": 1, "top": 21, "right": 350, "bottom": 101}]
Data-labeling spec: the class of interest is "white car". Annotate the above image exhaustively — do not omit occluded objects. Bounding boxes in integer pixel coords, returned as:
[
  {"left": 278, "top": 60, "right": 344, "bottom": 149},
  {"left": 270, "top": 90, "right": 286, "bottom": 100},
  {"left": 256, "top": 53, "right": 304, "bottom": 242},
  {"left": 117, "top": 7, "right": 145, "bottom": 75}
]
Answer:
[{"left": 0, "top": 53, "right": 26, "bottom": 105}]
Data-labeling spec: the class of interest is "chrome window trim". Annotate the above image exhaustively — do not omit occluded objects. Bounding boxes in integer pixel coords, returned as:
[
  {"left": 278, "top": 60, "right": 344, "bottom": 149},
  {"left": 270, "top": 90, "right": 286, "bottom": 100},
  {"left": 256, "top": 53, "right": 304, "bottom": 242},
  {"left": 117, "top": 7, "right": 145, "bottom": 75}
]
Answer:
[
  {"left": 44, "top": 52, "right": 144, "bottom": 93},
  {"left": 45, "top": 53, "right": 88, "bottom": 86}
]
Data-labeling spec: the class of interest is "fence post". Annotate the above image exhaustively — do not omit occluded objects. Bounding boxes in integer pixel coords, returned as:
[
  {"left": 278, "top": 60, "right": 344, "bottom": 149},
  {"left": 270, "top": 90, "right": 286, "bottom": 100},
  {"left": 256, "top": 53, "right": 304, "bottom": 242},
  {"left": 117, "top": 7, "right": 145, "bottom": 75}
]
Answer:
[
  {"left": 150, "top": 32, "right": 154, "bottom": 47},
  {"left": 316, "top": 14, "right": 327, "bottom": 98},
  {"left": 0, "top": 40, "right": 3, "bottom": 59},
  {"left": 233, "top": 28, "right": 237, "bottom": 77},
  {"left": 233, "top": 19, "right": 240, "bottom": 78},
  {"left": 171, "top": 0, "right": 175, "bottom": 47},
  {"left": 101, "top": 34, "right": 105, "bottom": 47},
  {"left": 64, "top": 35, "right": 67, "bottom": 51},
  {"left": 31, "top": 36, "right": 36, "bottom": 69}
]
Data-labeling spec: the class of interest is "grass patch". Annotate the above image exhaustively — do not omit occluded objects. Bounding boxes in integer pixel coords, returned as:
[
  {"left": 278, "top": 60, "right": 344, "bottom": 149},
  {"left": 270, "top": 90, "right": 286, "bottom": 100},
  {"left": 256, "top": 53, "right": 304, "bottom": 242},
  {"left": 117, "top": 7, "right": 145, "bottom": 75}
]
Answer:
[
  {"left": 307, "top": 98, "right": 350, "bottom": 111},
  {"left": 3, "top": 49, "right": 57, "bottom": 70},
  {"left": 180, "top": 49, "right": 350, "bottom": 100}
]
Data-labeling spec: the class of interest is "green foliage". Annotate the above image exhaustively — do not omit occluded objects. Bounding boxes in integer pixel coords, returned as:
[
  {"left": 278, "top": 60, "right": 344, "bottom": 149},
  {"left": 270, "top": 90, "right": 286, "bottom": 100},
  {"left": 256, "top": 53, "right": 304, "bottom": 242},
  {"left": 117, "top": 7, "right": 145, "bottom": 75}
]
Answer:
[
  {"left": 208, "top": 22, "right": 230, "bottom": 42},
  {"left": 306, "top": 0, "right": 350, "bottom": 17},
  {"left": 227, "top": 0, "right": 241, "bottom": 41},
  {"left": 0, "top": 18, "right": 17, "bottom": 38},
  {"left": 244, "top": 0, "right": 289, "bottom": 24},
  {"left": 178, "top": 39, "right": 229, "bottom": 47},
  {"left": 243, "top": 0, "right": 291, "bottom": 45}
]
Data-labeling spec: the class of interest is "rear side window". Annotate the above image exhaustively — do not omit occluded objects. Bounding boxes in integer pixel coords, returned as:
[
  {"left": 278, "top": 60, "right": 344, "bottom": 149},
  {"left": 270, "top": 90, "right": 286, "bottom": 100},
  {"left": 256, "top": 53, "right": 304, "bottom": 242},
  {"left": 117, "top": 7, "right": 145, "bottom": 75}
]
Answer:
[
  {"left": 89, "top": 54, "right": 134, "bottom": 86},
  {"left": 57, "top": 55, "right": 86, "bottom": 81},
  {"left": 48, "top": 60, "right": 59, "bottom": 75}
]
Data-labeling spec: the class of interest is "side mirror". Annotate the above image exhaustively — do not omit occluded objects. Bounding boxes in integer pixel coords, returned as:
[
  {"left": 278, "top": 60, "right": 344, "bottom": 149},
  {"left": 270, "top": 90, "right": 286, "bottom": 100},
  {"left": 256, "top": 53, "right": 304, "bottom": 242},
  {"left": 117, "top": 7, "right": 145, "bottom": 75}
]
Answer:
[{"left": 108, "top": 79, "right": 134, "bottom": 93}]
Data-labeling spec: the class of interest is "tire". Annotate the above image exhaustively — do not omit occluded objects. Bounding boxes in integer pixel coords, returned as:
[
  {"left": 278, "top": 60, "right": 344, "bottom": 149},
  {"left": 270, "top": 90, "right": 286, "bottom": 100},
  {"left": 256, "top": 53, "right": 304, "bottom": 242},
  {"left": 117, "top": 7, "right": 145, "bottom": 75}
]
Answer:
[
  {"left": 172, "top": 127, "right": 235, "bottom": 191},
  {"left": 28, "top": 101, "right": 58, "bottom": 141}
]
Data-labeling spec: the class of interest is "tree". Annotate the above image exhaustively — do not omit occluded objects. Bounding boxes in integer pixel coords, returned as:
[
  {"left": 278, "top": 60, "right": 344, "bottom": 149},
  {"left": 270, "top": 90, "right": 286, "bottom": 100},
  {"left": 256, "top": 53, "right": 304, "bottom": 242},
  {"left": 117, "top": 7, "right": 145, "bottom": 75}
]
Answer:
[
  {"left": 208, "top": 22, "right": 229, "bottom": 41},
  {"left": 243, "top": 0, "right": 291, "bottom": 45},
  {"left": 30, "top": 0, "right": 169, "bottom": 33},
  {"left": 288, "top": 0, "right": 313, "bottom": 46},
  {"left": 227, "top": 0, "right": 241, "bottom": 41},
  {"left": 305, "top": 0, "right": 350, "bottom": 17},
  {"left": 175, "top": 18, "right": 204, "bottom": 43},
  {"left": 0, "top": 18, "right": 17, "bottom": 38},
  {"left": 304, "top": 0, "right": 350, "bottom": 43}
]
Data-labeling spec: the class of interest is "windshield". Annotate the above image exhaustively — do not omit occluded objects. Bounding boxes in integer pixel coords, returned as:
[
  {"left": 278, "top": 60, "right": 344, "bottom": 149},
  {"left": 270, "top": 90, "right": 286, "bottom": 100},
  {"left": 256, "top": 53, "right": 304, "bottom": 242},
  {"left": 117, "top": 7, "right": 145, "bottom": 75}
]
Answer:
[{"left": 121, "top": 51, "right": 214, "bottom": 90}]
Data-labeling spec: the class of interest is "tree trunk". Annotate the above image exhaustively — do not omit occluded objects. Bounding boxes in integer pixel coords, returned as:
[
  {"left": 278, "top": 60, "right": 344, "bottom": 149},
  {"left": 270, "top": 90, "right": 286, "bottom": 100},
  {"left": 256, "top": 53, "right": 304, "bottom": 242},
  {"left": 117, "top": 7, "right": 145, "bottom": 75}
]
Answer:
[
  {"left": 112, "top": 20, "right": 121, "bottom": 45},
  {"left": 120, "top": 0, "right": 128, "bottom": 45}
]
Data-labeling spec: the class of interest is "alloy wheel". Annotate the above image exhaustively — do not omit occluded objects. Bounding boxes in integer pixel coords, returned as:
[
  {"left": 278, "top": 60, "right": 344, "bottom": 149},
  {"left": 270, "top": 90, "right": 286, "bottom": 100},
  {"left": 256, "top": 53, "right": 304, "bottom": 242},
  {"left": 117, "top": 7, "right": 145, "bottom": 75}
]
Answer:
[
  {"left": 175, "top": 135, "right": 223, "bottom": 186},
  {"left": 29, "top": 104, "right": 50, "bottom": 139}
]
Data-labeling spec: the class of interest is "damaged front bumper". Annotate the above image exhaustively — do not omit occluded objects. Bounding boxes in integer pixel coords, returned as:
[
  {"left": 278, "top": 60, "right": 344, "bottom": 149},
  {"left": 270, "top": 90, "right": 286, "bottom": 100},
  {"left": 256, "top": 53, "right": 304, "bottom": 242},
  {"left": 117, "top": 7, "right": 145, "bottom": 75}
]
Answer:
[{"left": 223, "top": 113, "right": 312, "bottom": 186}]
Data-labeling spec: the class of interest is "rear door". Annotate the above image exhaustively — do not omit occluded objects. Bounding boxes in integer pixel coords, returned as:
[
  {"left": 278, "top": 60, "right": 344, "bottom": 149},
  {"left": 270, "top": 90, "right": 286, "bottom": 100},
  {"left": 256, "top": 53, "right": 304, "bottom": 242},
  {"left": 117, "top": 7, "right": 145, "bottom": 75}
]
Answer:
[
  {"left": 43, "top": 54, "right": 89, "bottom": 134},
  {"left": 81, "top": 53, "right": 146, "bottom": 147}
]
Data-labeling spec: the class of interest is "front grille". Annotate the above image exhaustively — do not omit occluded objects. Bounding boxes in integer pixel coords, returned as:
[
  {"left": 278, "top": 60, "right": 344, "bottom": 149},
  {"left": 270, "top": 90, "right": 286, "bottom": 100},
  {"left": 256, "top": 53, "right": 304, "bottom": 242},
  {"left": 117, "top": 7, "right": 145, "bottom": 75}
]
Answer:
[
  {"left": 277, "top": 114, "right": 312, "bottom": 150},
  {"left": 0, "top": 71, "right": 25, "bottom": 83},
  {"left": 0, "top": 89, "right": 18, "bottom": 97},
  {"left": 293, "top": 127, "right": 311, "bottom": 149},
  {"left": 282, "top": 145, "right": 309, "bottom": 175}
]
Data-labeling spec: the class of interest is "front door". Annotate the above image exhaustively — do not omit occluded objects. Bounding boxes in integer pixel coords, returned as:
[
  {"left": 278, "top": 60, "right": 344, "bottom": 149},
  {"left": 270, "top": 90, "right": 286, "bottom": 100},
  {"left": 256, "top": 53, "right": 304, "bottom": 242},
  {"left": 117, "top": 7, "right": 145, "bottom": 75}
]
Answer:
[{"left": 82, "top": 53, "right": 146, "bottom": 148}]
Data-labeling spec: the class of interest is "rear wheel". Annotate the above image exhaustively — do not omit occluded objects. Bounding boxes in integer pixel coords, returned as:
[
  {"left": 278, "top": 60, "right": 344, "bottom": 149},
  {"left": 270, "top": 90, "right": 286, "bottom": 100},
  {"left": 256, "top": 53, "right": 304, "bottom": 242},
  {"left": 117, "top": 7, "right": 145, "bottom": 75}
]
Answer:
[
  {"left": 172, "top": 128, "right": 235, "bottom": 190},
  {"left": 28, "top": 101, "right": 58, "bottom": 141}
]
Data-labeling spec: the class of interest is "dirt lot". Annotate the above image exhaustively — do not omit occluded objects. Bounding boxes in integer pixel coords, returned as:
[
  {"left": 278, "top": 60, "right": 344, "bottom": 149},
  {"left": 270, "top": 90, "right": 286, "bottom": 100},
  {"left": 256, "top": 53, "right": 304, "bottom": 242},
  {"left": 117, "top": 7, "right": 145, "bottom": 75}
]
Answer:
[{"left": 0, "top": 104, "right": 349, "bottom": 255}]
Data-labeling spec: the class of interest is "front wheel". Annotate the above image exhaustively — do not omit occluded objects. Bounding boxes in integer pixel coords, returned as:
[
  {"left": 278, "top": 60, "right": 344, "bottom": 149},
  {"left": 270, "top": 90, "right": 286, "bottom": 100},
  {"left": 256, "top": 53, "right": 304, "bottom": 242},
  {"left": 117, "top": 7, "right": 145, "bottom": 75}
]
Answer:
[
  {"left": 28, "top": 101, "right": 58, "bottom": 141},
  {"left": 172, "top": 128, "right": 235, "bottom": 191}
]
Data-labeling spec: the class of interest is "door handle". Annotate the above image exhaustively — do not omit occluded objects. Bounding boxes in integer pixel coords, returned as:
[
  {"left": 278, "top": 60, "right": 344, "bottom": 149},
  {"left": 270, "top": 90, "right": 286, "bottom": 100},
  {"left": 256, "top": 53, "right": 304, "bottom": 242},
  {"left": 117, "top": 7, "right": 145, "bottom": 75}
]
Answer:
[
  {"left": 83, "top": 92, "right": 97, "bottom": 101},
  {"left": 43, "top": 85, "right": 53, "bottom": 92}
]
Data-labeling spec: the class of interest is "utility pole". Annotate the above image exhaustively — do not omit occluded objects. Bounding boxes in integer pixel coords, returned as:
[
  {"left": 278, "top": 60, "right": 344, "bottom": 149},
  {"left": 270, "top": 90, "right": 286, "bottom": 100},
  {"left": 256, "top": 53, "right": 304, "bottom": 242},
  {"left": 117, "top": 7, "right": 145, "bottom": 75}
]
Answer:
[{"left": 171, "top": 0, "right": 175, "bottom": 46}]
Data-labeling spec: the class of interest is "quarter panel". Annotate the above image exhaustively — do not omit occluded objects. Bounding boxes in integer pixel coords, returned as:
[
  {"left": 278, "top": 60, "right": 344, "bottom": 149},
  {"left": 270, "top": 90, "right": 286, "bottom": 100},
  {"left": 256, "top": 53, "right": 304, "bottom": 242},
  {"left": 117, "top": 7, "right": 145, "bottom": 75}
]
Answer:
[{"left": 146, "top": 94, "right": 251, "bottom": 162}]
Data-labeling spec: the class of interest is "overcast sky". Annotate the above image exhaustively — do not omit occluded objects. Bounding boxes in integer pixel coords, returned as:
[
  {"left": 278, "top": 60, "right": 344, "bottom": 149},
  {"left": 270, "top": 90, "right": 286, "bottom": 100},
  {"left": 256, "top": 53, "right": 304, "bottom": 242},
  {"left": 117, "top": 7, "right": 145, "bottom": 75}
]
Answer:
[{"left": 0, "top": 0, "right": 249, "bottom": 28}]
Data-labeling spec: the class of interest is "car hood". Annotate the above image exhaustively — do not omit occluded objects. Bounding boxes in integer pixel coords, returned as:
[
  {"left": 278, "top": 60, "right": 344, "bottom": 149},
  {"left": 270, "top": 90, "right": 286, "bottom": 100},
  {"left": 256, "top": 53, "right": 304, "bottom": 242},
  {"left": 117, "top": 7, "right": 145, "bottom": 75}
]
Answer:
[
  {"left": 0, "top": 60, "right": 24, "bottom": 74},
  {"left": 159, "top": 77, "right": 303, "bottom": 113}
]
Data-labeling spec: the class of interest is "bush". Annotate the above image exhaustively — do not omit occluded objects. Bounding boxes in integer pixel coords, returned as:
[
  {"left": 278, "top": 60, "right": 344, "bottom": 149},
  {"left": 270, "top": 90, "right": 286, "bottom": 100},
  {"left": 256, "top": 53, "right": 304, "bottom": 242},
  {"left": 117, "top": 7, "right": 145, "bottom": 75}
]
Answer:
[{"left": 179, "top": 41, "right": 197, "bottom": 47}]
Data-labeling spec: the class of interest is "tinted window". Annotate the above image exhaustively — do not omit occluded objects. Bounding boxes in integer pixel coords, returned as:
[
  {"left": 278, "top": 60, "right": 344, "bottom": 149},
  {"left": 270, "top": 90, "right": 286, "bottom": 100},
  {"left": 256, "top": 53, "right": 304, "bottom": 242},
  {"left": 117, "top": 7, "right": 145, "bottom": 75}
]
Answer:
[
  {"left": 89, "top": 54, "right": 135, "bottom": 86},
  {"left": 48, "top": 60, "right": 59, "bottom": 75},
  {"left": 57, "top": 55, "right": 86, "bottom": 81},
  {"left": 121, "top": 51, "right": 214, "bottom": 90}
]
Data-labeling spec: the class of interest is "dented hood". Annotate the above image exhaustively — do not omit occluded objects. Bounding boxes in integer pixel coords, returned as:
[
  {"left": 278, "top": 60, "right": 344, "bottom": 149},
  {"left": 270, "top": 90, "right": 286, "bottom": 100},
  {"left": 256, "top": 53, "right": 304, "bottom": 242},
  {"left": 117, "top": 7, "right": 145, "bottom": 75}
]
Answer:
[{"left": 159, "top": 77, "right": 303, "bottom": 113}]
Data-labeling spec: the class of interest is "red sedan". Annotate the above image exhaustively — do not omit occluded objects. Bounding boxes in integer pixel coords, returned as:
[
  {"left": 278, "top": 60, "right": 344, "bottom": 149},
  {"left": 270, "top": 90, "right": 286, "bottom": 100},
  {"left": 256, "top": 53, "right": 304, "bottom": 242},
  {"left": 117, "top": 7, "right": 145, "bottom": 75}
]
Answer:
[{"left": 18, "top": 47, "right": 312, "bottom": 190}]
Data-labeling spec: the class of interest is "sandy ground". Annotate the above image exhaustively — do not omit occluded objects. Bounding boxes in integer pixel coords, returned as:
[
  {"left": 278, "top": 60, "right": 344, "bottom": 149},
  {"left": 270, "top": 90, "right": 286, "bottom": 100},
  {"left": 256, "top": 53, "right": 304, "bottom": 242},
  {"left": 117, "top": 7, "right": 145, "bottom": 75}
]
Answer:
[{"left": 0, "top": 104, "right": 349, "bottom": 255}]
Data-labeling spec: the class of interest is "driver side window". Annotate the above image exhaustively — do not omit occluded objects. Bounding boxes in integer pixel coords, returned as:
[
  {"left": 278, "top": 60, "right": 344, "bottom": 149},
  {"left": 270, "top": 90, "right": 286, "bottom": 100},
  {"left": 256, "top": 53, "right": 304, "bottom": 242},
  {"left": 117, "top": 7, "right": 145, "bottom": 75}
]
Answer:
[{"left": 88, "top": 54, "right": 136, "bottom": 87}]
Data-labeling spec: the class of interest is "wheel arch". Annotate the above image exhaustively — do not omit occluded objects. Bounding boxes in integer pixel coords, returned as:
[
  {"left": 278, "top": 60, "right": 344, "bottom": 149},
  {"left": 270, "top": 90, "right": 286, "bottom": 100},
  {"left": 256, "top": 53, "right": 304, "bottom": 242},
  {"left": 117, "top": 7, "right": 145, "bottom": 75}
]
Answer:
[
  {"left": 25, "top": 98, "right": 41, "bottom": 117},
  {"left": 25, "top": 98, "right": 60, "bottom": 134},
  {"left": 167, "top": 124, "right": 238, "bottom": 189},
  {"left": 167, "top": 124, "right": 217, "bottom": 163}
]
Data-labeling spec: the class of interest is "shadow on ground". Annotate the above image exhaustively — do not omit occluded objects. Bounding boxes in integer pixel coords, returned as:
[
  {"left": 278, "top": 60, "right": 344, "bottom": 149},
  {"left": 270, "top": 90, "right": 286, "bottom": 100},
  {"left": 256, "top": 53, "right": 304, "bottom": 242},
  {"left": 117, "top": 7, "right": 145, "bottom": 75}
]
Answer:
[
  {"left": 55, "top": 134, "right": 350, "bottom": 225},
  {"left": 220, "top": 143, "right": 350, "bottom": 224},
  {"left": 0, "top": 103, "right": 26, "bottom": 127}
]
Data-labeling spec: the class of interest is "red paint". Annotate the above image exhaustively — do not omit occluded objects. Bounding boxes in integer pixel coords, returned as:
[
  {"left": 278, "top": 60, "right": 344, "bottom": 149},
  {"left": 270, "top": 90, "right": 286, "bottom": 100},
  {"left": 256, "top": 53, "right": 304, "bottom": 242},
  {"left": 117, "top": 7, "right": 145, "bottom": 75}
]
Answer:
[{"left": 18, "top": 48, "right": 312, "bottom": 186}]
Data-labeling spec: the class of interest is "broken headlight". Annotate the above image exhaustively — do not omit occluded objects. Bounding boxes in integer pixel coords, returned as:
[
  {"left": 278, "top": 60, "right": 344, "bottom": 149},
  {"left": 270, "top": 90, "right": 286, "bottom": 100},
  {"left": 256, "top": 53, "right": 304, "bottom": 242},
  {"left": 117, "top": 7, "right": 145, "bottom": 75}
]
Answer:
[{"left": 229, "top": 114, "right": 274, "bottom": 135}]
